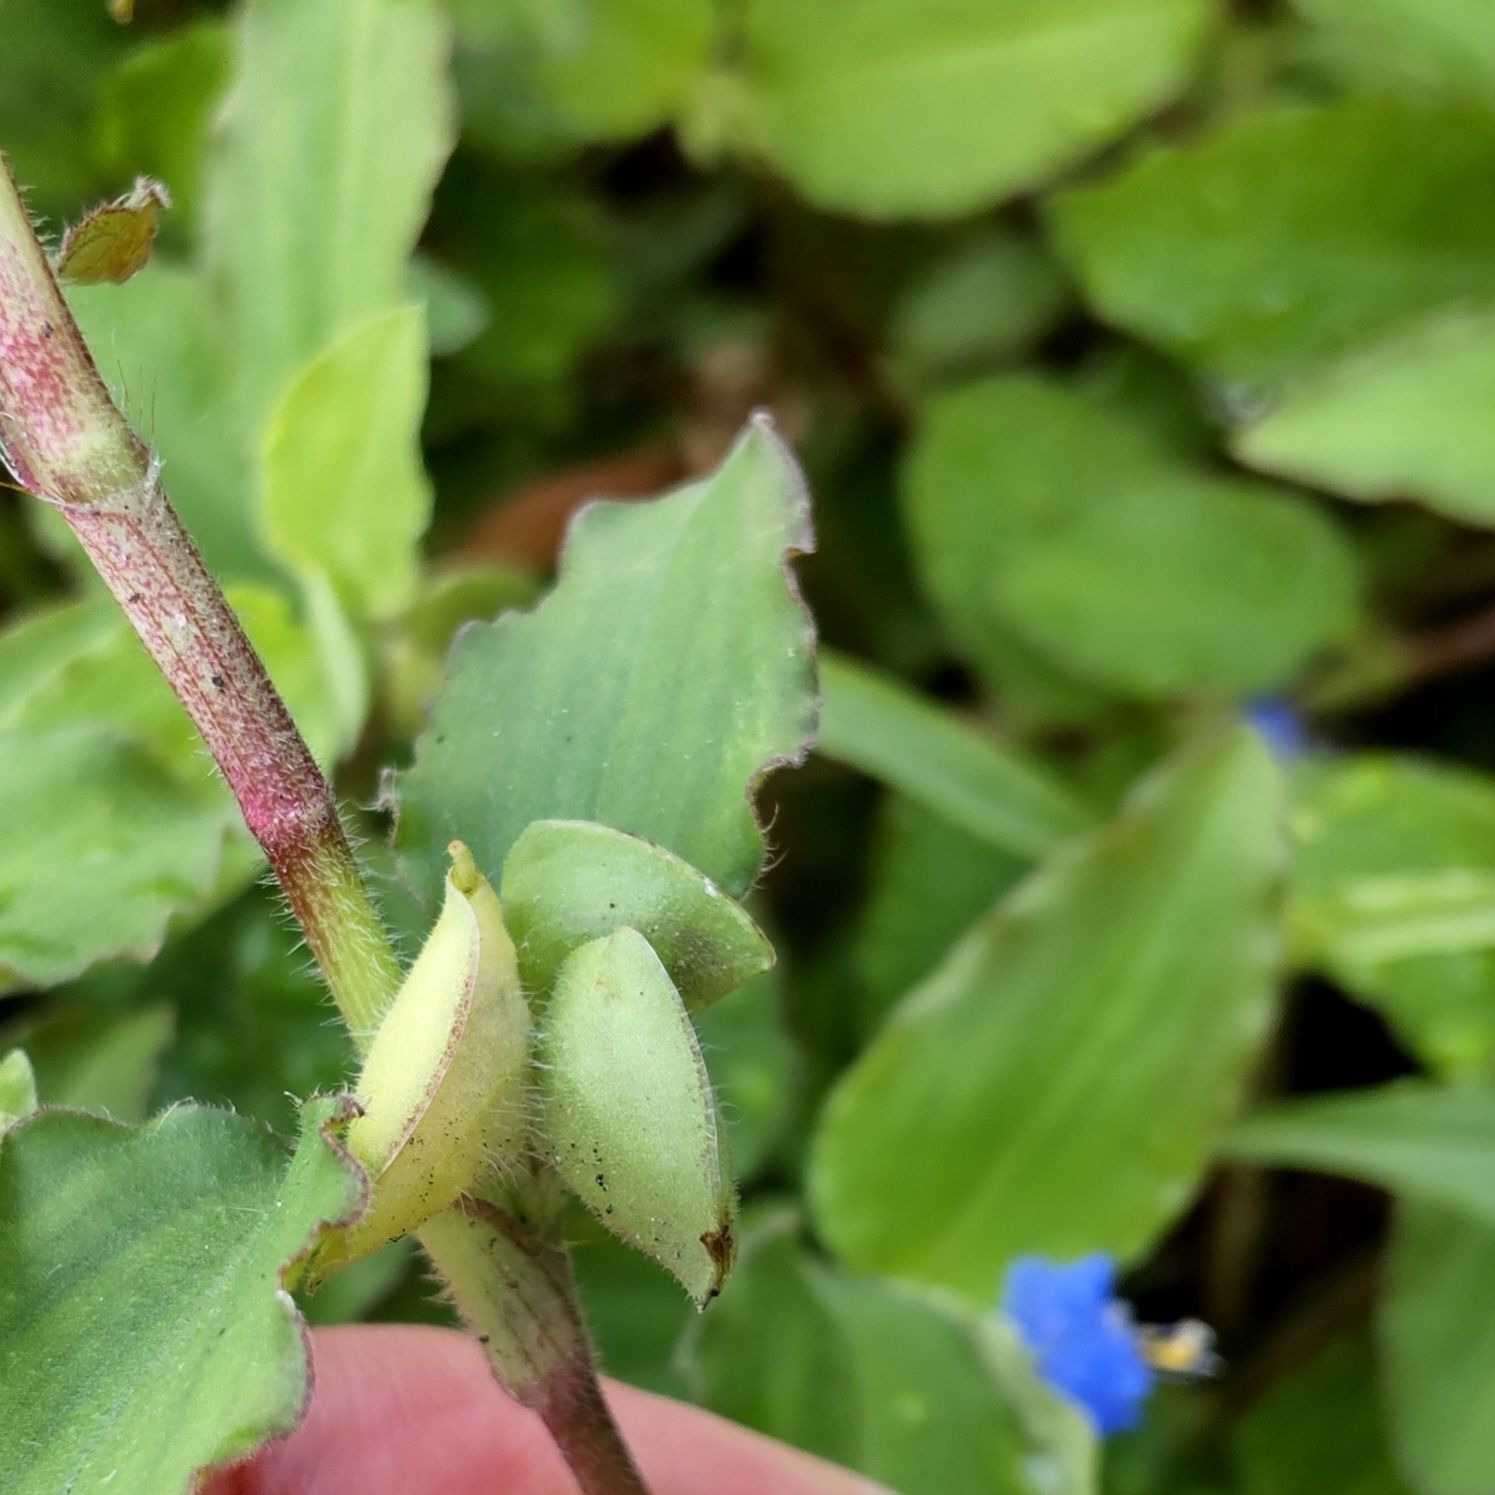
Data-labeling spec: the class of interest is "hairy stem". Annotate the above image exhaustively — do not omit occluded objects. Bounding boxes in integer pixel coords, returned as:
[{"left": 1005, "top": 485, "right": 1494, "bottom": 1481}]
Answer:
[
  {"left": 0, "top": 159, "right": 400, "bottom": 1037},
  {"left": 420, "top": 1197, "right": 649, "bottom": 1495},
  {"left": 0, "top": 153, "right": 647, "bottom": 1492}
]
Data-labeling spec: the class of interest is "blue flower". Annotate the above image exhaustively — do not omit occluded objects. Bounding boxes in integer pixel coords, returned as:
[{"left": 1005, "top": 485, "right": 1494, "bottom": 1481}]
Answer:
[
  {"left": 1001, "top": 1253, "right": 1153, "bottom": 1435},
  {"left": 1243, "top": 697, "right": 1307, "bottom": 759}
]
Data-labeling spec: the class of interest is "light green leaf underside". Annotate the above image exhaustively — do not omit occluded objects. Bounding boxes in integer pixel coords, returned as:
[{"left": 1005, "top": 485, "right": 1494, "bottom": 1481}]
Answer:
[
  {"left": 683, "top": 1212, "right": 1097, "bottom": 1495},
  {"left": 810, "top": 729, "right": 1281, "bottom": 1297},
  {"left": 500, "top": 819, "right": 773, "bottom": 1011},
  {"left": 0, "top": 1097, "right": 364, "bottom": 1495},
  {"left": 719, "top": 0, "right": 1213, "bottom": 218},
  {"left": 817, "top": 650, "right": 1093, "bottom": 860},
  {"left": 904, "top": 377, "right": 1359, "bottom": 700},
  {"left": 259, "top": 306, "right": 433, "bottom": 619},
  {"left": 1223, "top": 1080, "right": 1495, "bottom": 1225},
  {"left": 1237, "top": 307, "right": 1495, "bottom": 530},
  {"left": 393, "top": 417, "right": 816, "bottom": 905},
  {"left": 1381, "top": 1203, "right": 1495, "bottom": 1495},
  {"left": 1049, "top": 99, "right": 1495, "bottom": 392},
  {"left": 208, "top": 0, "right": 454, "bottom": 434},
  {"left": 1287, "top": 754, "right": 1495, "bottom": 1078}
]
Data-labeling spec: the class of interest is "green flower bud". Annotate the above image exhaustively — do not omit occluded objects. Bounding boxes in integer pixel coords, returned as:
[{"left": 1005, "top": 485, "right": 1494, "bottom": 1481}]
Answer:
[
  {"left": 323, "top": 843, "right": 529, "bottom": 1272},
  {"left": 539, "top": 925, "right": 736, "bottom": 1307},
  {"left": 502, "top": 819, "right": 774, "bottom": 1011}
]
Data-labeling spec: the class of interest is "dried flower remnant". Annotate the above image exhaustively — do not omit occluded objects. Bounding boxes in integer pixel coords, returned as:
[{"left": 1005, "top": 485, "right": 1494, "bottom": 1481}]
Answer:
[{"left": 55, "top": 177, "right": 171, "bottom": 286}]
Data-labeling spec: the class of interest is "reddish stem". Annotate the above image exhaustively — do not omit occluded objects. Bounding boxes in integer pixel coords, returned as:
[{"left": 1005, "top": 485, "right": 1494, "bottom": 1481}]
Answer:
[{"left": 0, "top": 157, "right": 398, "bottom": 1035}]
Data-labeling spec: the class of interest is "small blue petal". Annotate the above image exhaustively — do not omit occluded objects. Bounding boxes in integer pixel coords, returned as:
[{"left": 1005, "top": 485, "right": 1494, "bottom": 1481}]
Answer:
[
  {"left": 1001, "top": 1254, "right": 1154, "bottom": 1436},
  {"left": 1243, "top": 697, "right": 1307, "bottom": 759}
]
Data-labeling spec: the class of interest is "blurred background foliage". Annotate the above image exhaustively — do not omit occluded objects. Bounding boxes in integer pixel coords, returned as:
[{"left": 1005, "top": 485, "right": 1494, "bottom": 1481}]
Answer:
[{"left": 5, "top": 0, "right": 1495, "bottom": 1490}]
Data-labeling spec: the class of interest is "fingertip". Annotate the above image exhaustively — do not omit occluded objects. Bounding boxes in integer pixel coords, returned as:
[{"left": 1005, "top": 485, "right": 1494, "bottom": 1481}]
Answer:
[{"left": 209, "top": 1324, "right": 887, "bottom": 1495}]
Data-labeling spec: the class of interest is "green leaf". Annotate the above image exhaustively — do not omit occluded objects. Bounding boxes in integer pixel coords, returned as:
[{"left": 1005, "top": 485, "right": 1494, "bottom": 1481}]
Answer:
[
  {"left": 96, "top": 23, "right": 233, "bottom": 233},
  {"left": 0, "top": 1050, "right": 37, "bottom": 1128},
  {"left": 818, "top": 650, "right": 1093, "bottom": 860},
  {"left": 16, "top": 1005, "right": 174, "bottom": 1122},
  {"left": 1381, "top": 1202, "right": 1495, "bottom": 1495},
  {"left": 0, "top": 0, "right": 126, "bottom": 218},
  {"left": 854, "top": 796, "right": 1028, "bottom": 1041},
  {"left": 0, "top": 727, "right": 228, "bottom": 993},
  {"left": 439, "top": 167, "right": 618, "bottom": 415},
  {"left": 1287, "top": 755, "right": 1495, "bottom": 1078},
  {"left": 0, "top": 1097, "right": 364, "bottom": 1495},
  {"left": 531, "top": 0, "right": 714, "bottom": 142},
  {"left": 0, "top": 599, "right": 118, "bottom": 715},
  {"left": 681, "top": 1211, "right": 1097, "bottom": 1495},
  {"left": 407, "top": 253, "right": 489, "bottom": 356},
  {"left": 380, "top": 561, "right": 540, "bottom": 735},
  {"left": 540, "top": 926, "right": 735, "bottom": 1305},
  {"left": 713, "top": 0, "right": 1214, "bottom": 219},
  {"left": 2, "top": 602, "right": 346, "bottom": 837},
  {"left": 393, "top": 417, "right": 816, "bottom": 904},
  {"left": 692, "top": 968, "right": 799, "bottom": 1180},
  {"left": 1294, "top": 0, "right": 1495, "bottom": 109},
  {"left": 887, "top": 231, "right": 1073, "bottom": 392},
  {"left": 1049, "top": 100, "right": 1495, "bottom": 392},
  {"left": 810, "top": 729, "right": 1280, "bottom": 1297},
  {"left": 136, "top": 894, "right": 356, "bottom": 1137},
  {"left": 258, "top": 306, "right": 433, "bottom": 619},
  {"left": 0, "top": 588, "right": 349, "bottom": 785},
  {"left": 1236, "top": 307, "right": 1495, "bottom": 530},
  {"left": 68, "top": 264, "right": 249, "bottom": 578},
  {"left": 904, "top": 377, "right": 1359, "bottom": 700},
  {"left": 209, "top": 0, "right": 455, "bottom": 431},
  {"left": 1222, "top": 1080, "right": 1495, "bottom": 1225},
  {"left": 1233, "top": 1331, "right": 1410, "bottom": 1495},
  {"left": 500, "top": 819, "right": 774, "bottom": 1011}
]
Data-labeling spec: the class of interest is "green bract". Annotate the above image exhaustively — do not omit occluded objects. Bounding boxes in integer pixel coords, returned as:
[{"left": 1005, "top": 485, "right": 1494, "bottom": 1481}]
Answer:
[
  {"left": 326, "top": 843, "right": 529, "bottom": 1269},
  {"left": 501, "top": 819, "right": 774, "bottom": 1011},
  {"left": 540, "top": 926, "right": 736, "bottom": 1306}
]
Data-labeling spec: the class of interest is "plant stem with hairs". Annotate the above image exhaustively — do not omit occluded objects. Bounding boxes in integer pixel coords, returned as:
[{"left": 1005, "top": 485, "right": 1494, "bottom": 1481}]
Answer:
[{"left": 0, "top": 155, "right": 648, "bottom": 1495}]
